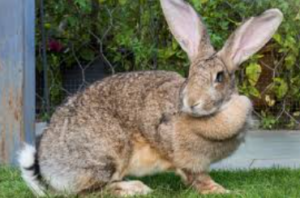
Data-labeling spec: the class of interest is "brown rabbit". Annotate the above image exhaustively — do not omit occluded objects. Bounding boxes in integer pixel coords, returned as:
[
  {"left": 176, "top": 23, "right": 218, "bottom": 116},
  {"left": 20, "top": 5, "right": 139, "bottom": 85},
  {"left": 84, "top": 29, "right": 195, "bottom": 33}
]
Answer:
[{"left": 19, "top": 0, "right": 282, "bottom": 196}]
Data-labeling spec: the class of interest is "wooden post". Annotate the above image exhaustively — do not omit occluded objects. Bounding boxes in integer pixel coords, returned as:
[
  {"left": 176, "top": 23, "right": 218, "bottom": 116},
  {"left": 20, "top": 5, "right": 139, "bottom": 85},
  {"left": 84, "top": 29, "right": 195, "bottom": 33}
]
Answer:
[{"left": 0, "top": 0, "right": 35, "bottom": 165}]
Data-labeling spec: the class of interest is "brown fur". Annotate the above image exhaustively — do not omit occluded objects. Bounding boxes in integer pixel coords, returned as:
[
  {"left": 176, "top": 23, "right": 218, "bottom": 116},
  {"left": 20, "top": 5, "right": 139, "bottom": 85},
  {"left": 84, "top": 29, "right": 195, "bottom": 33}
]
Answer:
[
  {"left": 36, "top": 71, "right": 251, "bottom": 195},
  {"left": 126, "top": 133, "right": 173, "bottom": 177}
]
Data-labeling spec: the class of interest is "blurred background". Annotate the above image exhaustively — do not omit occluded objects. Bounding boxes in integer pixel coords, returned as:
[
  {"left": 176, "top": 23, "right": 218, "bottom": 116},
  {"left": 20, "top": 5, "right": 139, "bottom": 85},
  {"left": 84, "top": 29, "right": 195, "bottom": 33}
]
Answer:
[{"left": 35, "top": 0, "right": 300, "bottom": 129}]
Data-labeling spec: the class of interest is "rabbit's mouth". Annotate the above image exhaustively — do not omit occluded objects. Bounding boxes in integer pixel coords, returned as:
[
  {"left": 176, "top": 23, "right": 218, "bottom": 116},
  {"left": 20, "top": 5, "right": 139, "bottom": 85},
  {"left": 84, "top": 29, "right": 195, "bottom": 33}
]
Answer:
[{"left": 181, "top": 97, "right": 221, "bottom": 117}]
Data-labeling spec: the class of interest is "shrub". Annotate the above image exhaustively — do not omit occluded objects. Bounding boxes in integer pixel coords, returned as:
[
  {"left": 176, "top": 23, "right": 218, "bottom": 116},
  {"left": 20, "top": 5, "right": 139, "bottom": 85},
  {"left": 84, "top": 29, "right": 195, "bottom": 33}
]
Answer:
[{"left": 36, "top": 0, "right": 300, "bottom": 129}]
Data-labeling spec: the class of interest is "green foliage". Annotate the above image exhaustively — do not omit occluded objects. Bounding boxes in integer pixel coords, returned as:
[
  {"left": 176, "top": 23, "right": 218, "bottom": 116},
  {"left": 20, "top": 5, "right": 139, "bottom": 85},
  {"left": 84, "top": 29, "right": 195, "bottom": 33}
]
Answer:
[
  {"left": 36, "top": 0, "right": 300, "bottom": 129},
  {"left": 246, "top": 63, "right": 262, "bottom": 87},
  {"left": 261, "top": 111, "right": 277, "bottom": 129}
]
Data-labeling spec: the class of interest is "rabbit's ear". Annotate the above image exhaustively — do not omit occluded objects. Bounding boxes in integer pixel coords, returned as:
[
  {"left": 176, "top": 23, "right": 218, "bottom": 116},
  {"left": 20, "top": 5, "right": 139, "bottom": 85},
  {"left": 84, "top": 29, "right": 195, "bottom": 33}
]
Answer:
[
  {"left": 219, "top": 9, "right": 283, "bottom": 71},
  {"left": 160, "top": 0, "right": 214, "bottom": 61}
]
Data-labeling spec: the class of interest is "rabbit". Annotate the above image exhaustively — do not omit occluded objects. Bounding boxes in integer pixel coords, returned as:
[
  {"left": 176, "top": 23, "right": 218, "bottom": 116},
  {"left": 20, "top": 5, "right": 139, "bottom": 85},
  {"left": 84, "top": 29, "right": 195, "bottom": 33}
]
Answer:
[{"left": 18, "top": 0, "right": 283, "bottom": 196}]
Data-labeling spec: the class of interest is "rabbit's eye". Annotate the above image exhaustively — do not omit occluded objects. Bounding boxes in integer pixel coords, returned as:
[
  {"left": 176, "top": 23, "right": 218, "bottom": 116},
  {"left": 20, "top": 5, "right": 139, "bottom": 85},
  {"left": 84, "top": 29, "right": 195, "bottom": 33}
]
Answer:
[{"left": 216, "top": 71, "right": 224, "bottom": 83}]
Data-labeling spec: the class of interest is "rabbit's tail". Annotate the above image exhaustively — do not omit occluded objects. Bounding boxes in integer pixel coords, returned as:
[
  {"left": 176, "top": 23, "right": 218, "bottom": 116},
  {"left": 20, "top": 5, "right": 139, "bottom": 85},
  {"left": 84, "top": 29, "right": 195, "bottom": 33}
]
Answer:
[{"left": 18, "top": 144, "right": 46, "bottom": 197}]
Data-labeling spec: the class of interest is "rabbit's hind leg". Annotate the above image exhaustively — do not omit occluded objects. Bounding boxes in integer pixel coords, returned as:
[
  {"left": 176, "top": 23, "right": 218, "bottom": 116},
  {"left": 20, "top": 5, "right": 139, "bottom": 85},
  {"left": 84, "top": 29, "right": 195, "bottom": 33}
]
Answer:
[
  {"left": 41, "top": 158, "right": 118, "bottom": 195},
  {"left": 107, "top": 180, "right": 152, "bottom": 197},
  {"left": 40, "top": 119, "right": 132, "bottom": 195}
]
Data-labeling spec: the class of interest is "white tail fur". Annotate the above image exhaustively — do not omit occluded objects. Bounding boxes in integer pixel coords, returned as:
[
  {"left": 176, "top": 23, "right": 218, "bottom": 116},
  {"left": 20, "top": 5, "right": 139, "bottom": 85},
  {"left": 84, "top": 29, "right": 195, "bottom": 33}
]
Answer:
[{"left": 18, "top": 144, "right": 46, "bottom": 197}]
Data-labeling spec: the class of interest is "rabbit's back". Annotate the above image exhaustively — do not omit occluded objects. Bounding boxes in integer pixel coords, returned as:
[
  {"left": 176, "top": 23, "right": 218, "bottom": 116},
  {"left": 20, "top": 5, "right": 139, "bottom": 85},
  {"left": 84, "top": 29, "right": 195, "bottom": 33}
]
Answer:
[
  {"left": 96, "top": 70, "right": 184, "bottom": 129},
  {"left": 47, "top": 70, "right": 184, "bottom": 131}
]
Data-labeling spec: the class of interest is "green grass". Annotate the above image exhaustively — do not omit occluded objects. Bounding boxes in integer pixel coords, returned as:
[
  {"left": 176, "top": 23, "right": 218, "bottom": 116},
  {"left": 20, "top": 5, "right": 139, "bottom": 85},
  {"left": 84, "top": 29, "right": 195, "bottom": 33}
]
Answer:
[{"left": 1, "top": 166, "right": 300, "bottom": 198}]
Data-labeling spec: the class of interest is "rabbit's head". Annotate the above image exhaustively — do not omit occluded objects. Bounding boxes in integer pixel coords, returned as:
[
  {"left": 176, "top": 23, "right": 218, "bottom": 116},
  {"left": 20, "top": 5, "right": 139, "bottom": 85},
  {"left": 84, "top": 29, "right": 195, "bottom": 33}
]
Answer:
[{"left": 160, "top": 0, "right": 283, "bottom": 117}]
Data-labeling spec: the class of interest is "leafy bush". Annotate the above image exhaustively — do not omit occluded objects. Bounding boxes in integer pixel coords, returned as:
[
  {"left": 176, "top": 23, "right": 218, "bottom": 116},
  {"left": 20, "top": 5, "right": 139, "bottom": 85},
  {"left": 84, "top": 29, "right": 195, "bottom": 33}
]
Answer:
[{"left": 36, "top": 0, "right": 300, "bottom": 129}]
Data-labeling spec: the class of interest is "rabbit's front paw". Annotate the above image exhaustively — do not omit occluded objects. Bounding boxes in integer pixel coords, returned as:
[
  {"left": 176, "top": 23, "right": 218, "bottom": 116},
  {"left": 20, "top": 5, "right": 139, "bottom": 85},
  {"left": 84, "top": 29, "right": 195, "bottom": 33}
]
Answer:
[
  {"left": 107, "top": 180, "right": 152, "bottom": 197},
  {"left": 196, "top": 179, "right": 230, "bottom": 194},
  {"left": 184, "top": 171, "right": 230, "bottom": 195}
]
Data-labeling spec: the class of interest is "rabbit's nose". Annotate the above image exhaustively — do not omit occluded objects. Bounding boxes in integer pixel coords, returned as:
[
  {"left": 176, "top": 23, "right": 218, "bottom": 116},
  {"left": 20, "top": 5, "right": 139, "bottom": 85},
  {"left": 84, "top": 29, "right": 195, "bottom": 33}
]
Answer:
[
  {"left": 191, "top": 101, "right": 203, "bottom": 110},
  {"left": 191, "top": 104, "right": 198, "bottom": 110}
]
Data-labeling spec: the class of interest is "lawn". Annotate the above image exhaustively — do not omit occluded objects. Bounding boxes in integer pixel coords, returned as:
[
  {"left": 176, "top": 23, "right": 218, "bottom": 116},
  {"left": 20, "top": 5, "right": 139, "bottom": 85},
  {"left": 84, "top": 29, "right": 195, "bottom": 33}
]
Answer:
[{"left": 0, "top": 166, "right": 300, "bottom": 198}]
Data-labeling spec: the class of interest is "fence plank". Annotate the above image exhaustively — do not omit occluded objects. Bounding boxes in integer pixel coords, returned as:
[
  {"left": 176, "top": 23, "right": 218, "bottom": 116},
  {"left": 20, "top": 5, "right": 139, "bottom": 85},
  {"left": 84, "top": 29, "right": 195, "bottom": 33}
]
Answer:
[{"left": 0, "top": 0, "right": 35, "bottom": 165}]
